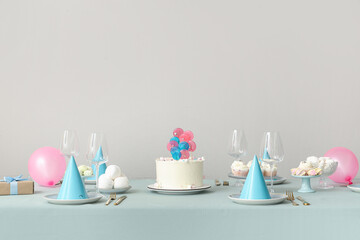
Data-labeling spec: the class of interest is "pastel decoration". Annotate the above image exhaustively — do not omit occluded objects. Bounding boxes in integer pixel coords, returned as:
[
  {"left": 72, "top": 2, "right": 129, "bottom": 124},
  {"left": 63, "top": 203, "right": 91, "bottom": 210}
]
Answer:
[
  {"left": 28, "top": 147, "right": 66, "bottom": 187},
  {"left": 240, "top": 155, "right": 271, "bottom": 200},
  {"left": 184, "top": 130, "right": 194, "bottom": 140},
  {"left": 170, "top": 137, "right": 180, "bottom": 144},
  {"left": 263, "top": 150, "right": 270, "bottom": 160},
  {"left": 180, "top": 150, "right": 190, "bottom": 159},
  {"left": 88, "top": 163, "right": 107, "bottom": 180},
  {"left": 171, "top": 147, "right": 181, "bottom": 160},
  {"left": 57, "top": 156, "right": 88, "bottom": 200},
  {"left": 179, "top": 142, "right": 190, "bottom": 151},
  {"left": 188, "top": 141, "right": 196, "bottom": 152},
  {"left": 325, "top": 147, "right": 358, "bottom": 184},
  {"left": 173, "top": 128, "right": 184, "bottom": 137},
  {"left": 179, "top": 134, "right": 191, "bottom": 142},
  {"left": 167, "top": 141, "right": 179, "bottom": 151},
  {"left": 105, "top": 165, "right": 122, "bottom": 180}
]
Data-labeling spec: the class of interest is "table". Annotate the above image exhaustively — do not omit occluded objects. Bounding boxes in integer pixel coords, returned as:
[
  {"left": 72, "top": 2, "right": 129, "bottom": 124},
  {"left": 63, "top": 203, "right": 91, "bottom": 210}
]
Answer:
[{"left": 1, "top": 179, "right": 360, "bottom": 240}]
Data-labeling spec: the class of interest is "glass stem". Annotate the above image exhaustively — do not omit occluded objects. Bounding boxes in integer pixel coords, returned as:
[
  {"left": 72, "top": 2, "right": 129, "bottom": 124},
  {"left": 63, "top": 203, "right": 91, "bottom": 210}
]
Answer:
[
  {"left": 95, "top": 163, "right": 99, "bottom": 193},
  {"left": 270, "top": 163, "right": 274, "bottom": 193}
]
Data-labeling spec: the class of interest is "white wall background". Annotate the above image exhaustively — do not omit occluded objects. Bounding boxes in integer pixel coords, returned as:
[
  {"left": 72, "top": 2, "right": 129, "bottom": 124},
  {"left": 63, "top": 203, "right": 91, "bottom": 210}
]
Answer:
[{"left": 1, "top": 0, "right": 360, "bottom": 179}]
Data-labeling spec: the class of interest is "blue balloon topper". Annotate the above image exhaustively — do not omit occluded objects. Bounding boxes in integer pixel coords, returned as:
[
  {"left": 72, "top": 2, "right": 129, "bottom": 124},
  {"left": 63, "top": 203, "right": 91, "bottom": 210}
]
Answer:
[
  {"left": 170, "top": 137, "right": 180, "bottom": 144},
  {"left": 170, "top": 146, "right": 180, "bottom": 153},
  {"left": 171, "top": 151, "right": 182, "bottom": 160},
  {"left": 179, "top": 142, "right": 189, "bottom": 150}
]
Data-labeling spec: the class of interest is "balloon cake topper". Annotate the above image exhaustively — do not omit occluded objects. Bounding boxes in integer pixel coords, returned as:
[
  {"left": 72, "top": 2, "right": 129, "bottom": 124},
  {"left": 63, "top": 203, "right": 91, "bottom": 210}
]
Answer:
[{"left": 167, "top": 128, "right": 197, "bottom": 160}]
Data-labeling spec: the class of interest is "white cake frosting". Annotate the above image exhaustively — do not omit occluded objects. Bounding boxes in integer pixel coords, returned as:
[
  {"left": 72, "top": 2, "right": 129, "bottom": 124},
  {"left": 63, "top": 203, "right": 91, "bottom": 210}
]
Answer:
[{"left": 155, "top": 157, "right": 204, "bottom": 189}]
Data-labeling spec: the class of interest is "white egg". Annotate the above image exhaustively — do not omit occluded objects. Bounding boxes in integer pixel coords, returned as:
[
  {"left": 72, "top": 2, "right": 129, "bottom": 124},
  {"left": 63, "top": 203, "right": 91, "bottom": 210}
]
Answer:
[
  {"left": 105, "top": 165, "right": 122, "bottom": 180},
  {"left": 98, "top": 174, "right": 114, "bottom": 189},
  {"left": 114, "top": 176, "right": 129, "bottom": 188}
]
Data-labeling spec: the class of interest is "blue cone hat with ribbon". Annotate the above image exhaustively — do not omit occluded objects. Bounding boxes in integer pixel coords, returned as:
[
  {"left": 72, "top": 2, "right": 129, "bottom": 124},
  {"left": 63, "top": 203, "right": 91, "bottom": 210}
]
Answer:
[
  {"left": 240, "top": 155, "right": 271, "bottom": 200},
  {"left": 57, "top": 156, "right": 88, "bottom": 200}
]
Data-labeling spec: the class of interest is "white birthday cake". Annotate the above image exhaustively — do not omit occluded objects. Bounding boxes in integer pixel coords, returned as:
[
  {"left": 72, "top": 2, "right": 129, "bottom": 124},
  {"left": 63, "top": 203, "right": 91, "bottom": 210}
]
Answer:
[{"left": 154, "top": 128, "right": 204, "bottom": 189}]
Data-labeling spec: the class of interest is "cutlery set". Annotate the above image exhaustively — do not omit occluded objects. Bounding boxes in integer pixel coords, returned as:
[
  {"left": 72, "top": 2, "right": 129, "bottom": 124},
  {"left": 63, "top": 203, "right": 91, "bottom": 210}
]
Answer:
[
  {"left": 105, "top": 193, "right": 127, "bottom": 206},
  {"left": 286, "top": 190, "right": 310, "bottom": 206}
]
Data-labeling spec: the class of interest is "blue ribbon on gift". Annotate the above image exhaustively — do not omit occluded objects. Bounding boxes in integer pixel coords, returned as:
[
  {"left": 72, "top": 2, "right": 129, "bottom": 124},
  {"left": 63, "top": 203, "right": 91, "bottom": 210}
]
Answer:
[{"left": 1, "top": 175, "right": 27, "bottom": 195}]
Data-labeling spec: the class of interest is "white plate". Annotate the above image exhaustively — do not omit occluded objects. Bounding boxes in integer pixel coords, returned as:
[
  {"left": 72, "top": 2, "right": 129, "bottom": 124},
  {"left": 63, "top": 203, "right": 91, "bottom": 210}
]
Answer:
[
  {"left": 228, "top": 193, "right": 287, "bottom": 205},
  {"left": 147, "top": 184, "right": 211, "bottom": 195},
  {"left": 228, "top": 173, "right": 287, "bottom": 185},
  {"left": 99, "top": 186, "right": 132, "bottom": 194},
  {"left": 347, "top": 184, "right": 360, "bottom": 193},
  {"left": 43, "top": 192, "right": 103, "bottom": 205}
]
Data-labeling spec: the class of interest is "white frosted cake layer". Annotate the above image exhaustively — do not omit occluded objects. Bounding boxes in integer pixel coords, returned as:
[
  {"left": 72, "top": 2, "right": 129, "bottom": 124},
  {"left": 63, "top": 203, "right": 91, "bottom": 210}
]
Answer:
[{"left": 155, "top": 158, "right": 204, "bottom": 189}]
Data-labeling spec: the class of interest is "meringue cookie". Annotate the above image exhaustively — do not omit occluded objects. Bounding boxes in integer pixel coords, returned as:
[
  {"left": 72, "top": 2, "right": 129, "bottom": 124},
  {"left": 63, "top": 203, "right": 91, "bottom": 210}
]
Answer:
[
  {"left": 105, "top": 165, "right": 122, "bottom": 180},
  {"left": 98, "top": 174, "right": 114, "bottom": 189},
  {"left": 114, "top": 176, "right": 129, "bottom": 188}
]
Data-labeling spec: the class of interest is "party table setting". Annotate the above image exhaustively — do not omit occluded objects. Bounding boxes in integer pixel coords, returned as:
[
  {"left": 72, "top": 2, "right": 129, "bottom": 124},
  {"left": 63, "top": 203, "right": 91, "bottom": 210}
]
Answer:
[{"left": 1, "top": 128, "right": 360, "bottom": 240}]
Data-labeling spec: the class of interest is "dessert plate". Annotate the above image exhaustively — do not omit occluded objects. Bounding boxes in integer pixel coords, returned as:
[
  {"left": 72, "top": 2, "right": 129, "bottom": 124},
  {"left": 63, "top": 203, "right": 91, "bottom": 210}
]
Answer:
[
  {"left": 228, "top": 193, "right": 287, "bottom": 205},
  {"left": 147, "top": 184, "right": 211, "bottom": 195},
  {"left": 82, "top": 176, "right": 96, "bottom": 185},
  {"left": 43, "top": 192, "right": 103, "bottom": 205},
  {"left": 99, "top": 186, "right": 132, "bottom": 194},
  {"left": 228, "top": 173, "right": 287, "bottom": 185},
  {"left": 347, "top": 184, "right": 360, "bottom": 193}
]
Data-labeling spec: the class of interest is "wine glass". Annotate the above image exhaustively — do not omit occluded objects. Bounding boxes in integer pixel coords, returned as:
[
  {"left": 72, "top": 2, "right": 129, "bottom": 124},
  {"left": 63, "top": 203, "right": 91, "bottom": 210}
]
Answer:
[
  {"left": 260, "top": 132, "right": 284, "bottom": 193},
  {"left": 60, "top": 130, "right": 80, "bottom": 160},
  {"left": 86, "top": 132, "right": 109, "bottom": 193},
  {"left": 228, "top": 129, "right": 248, "bottom": 187}
]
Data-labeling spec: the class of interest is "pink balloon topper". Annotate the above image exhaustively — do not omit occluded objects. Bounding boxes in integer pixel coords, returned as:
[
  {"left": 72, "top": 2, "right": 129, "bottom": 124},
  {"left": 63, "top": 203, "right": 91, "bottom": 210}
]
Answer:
[{"left": 168, "top": 128, "right": 197, "bottom": 160}]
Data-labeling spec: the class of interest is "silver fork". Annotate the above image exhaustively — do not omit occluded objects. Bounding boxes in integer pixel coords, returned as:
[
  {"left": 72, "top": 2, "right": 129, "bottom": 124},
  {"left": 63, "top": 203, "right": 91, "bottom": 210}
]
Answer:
[{"left": 105, "top": 193, "right": 116, "bottom": 206}]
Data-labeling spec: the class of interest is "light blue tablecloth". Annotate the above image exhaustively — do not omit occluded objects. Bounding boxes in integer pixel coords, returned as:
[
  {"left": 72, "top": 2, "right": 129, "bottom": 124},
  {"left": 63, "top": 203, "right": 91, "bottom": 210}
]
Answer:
[{"left": 1, "top": 179, "right": 360, "bottom": 240}]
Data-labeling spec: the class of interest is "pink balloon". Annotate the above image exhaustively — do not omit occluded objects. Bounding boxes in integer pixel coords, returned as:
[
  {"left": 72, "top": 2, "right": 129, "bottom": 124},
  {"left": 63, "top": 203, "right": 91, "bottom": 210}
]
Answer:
[
  {"left": 28, "top": 147, "right": 66, "bottom": 187},
  {"left": 173, "top": 128, "right": 184, "bottom": 137},
  {"left": 179, "top": 134, "right": 190, "bottom": 142},
  {"left": 188, "top": 141, "right": 197, "bottom": 152},
  {"left": 325, "top": 147, "right": 358, "bottom": 184},
  {"left": 167, "top": 141, "right": 179, "bottom": 151},
  {"left": 184, "top": 130, "right": 194, "bottom": 140},
  {"left": 180, "top": 150, "right": 190, "bottom": 159}
]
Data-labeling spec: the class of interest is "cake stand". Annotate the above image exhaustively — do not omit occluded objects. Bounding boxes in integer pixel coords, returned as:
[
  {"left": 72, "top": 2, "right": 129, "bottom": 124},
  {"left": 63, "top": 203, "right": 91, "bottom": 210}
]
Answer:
[{"left": 292, "top": 175, "right": 321, "bottom": 193}]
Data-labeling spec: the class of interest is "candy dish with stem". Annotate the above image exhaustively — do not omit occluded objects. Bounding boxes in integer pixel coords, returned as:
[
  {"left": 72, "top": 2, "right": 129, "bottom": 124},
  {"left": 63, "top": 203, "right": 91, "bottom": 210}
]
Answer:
[
  {"left": 318, "top": 161, "right": 338, "bottom": 189},
  {"left": 292, "top": 174, "right": 321, "bottom": 193}
]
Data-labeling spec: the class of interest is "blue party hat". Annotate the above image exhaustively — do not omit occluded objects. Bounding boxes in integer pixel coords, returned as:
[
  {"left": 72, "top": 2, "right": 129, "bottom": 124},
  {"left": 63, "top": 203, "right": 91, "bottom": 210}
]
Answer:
[
  {"left": 93, "top": 146, "right": 104, "bottom": 162},
  {"left": 88, "top": 163, "right": 107, "bottom": 180},
  {"left": 57, "top": 156, "right": 88, "bottom": 200},
  {"left": 240, "top": 155, "right": 271, "bottom": 200},
  {"left": 263, "top": 149, "right": 270, "bottom": 159}
]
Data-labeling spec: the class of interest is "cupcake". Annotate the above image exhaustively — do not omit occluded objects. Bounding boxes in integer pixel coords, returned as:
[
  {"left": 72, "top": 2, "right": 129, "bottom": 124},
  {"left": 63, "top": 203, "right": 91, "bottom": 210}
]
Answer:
[
  {"left": 262, "top": 162, "right": 277, "bottom": 177},
  {"left": 231, "top": 161, "right": 249, "bottom": 177}
]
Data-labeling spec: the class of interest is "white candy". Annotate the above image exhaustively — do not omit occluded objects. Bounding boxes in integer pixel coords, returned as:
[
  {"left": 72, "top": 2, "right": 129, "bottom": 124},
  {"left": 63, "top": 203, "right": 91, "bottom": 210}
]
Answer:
[
  {"left": 105, "top": 165, "right": 122, "bottom": 180},
  {"left": 114, "top": 176, "right": 129, "bottom": 188},
  {"left": 98, "top": 174, "right": 114, "bottom": 189}
]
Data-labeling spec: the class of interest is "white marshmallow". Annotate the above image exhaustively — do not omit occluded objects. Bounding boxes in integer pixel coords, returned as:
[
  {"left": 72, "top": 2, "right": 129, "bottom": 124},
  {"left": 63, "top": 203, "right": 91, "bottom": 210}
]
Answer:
[
  {"left": 98, "top": 174, "right": 114, "bottom": 189},
  {"left": 114, "top": 176, "right": 129, "bottom": 188},
  {"left": 105, "top": 165, "right": 122, "bottom": 180}
]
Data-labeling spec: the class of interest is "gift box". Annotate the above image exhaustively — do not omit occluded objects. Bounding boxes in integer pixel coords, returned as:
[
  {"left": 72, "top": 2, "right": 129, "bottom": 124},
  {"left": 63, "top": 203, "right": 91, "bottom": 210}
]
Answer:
[{"left": 0, "top": 176, "right": 34, "bottom": 195}]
